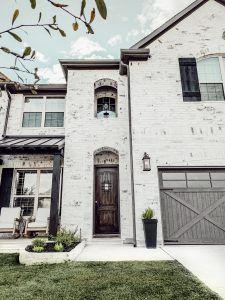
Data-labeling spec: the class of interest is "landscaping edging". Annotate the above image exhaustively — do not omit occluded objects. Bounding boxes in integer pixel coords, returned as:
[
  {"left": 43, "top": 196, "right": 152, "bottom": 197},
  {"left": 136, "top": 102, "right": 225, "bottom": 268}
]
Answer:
[{"left": 19, "top": 241, "right": 86, "bottom": 265}]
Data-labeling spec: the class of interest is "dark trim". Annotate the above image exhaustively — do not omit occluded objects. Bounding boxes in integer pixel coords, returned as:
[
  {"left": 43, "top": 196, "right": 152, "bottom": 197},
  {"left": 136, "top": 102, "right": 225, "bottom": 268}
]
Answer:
[
  {"left": 158, "top": 166, "right": 225, "bottom": 170},
  {"left": 0, "top": 149, "right": 63, "bottom": 155},
  {"left": 120, "top": 49, "right": 150, "bottom": 75},
  {"left": 0, "top": 168, "right": 14, "bottom": 208},
  {"left": 49, "top": 153, "right": 62, "bottom": 236},
  {"left": 0, "top": 83, "right": 67, "bottom": 95},
  {"left": 59, "top": 59, "right": 120, "bottom": 80},
  {"left": 3, "top": 135, "right": 65, "bottom": 139},
  {"left": 131, "top": 0, "right": 225, "bottom": 49}
]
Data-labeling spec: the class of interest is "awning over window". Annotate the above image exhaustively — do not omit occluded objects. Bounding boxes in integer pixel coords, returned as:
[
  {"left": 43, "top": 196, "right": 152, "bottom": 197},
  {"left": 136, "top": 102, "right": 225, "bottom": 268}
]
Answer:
[{"left": 0, "top": 136, "right": 65, "bottom": 154}]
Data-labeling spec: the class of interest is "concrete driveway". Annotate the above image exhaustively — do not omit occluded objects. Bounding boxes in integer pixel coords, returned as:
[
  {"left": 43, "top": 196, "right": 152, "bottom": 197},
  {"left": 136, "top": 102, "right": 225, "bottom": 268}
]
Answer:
[{"left": 163, "top": 246, "right": 225, "bottom": 299}]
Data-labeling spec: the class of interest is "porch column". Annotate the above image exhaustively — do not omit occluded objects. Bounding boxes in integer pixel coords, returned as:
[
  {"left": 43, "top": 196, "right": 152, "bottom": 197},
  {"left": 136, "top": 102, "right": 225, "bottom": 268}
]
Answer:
[{"left": 49, "top": 153, "right": 62, "bottom": 236}]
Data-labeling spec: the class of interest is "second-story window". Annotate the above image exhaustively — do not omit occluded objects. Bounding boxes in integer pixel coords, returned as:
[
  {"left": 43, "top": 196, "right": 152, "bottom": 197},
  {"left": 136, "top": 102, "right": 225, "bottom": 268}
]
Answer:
[
  {"left": 22, "top": 96, "right": 65, "bottom": 128},
  {"left": 197, "top": 57, "right": 225, "bottom": 101}
]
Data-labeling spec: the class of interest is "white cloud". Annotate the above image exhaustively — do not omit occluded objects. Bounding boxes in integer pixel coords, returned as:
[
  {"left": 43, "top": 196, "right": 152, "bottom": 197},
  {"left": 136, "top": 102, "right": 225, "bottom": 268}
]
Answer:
[
  {"left": 38, "top": 63, "right": 65, "bottom": 83},
  {"left": 69, "top": 37, "right": 106, "bottom": 58},
  {"left": 107, "top": 34, "right": 122, "bottom": 47},
  {"left": 127, "top": 0, "right": 193, "bottom": 40},
  {"left": 35, "top": 51, "right": 48, "bottom": 63}
]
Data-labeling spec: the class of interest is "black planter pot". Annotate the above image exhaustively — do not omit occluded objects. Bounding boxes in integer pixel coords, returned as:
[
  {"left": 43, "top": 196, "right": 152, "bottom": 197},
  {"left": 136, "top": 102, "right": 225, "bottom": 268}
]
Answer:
[{"left": 143, "top": 219, "right": 158, "bottom": 248}]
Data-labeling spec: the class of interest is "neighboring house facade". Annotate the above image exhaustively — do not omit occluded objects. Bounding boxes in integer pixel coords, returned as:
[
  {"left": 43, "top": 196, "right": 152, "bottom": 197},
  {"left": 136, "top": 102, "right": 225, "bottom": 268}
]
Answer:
[{"left": 0, "top": 0, "right": 225, "bottom": 246}]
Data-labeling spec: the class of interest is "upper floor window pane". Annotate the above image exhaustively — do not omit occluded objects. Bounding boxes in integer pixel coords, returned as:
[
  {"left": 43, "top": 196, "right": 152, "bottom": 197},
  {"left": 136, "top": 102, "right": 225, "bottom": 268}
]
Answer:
[
  {"left": 46, "top": 97, "right": 65, "bottom": 112},
  {"left": 197, "top": 57, "right": 225, "bottom": 101},
  {"left": 197, "top": 57, "right": 222, "bottom": 82},
  {"left": 24, "top": 97, "right": 44, "bottom": 112},
  {"left": 44, "top": 112, "right": 64, "bottom": 127},
  {"left": 22, "top": 112, "right": 42, "bottom": 127}
]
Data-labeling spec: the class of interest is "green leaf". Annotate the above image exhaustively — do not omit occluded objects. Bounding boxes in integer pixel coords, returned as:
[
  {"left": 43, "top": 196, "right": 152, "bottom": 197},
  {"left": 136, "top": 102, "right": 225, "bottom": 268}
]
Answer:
[
  {"left": 44, "top": 27, "right": 51, "bottom": 36},
  {"left": 86, "top": 24, "right": 94, "bottom": 34},
  {"left": 9, "top": 31, "right": 22, "bottom": 42},
  {"left": 89, "top": 8, "right": 95, "bottom": 24},
  {"left": 38, "top": 12, "right": 42, "bottom": 23},
  {"left": 95, "top": 0, "right": 107, "bottom": 19},
  {"left": 31, "top": 50, "right": 36, "bottom": 59},
  {"left": 23, "top": 46, "right": 32, "bottom": 57},
  {"left": 0, "top": 47, "right": 11, "bottom": 53},
  {"left": 31, "top": 88, "right": 38, "bottom": 95},
  {"left": 12, "top": 9, "right": 19, "bottom": 25},
  {"left": 53, "top": 15, "right": 57, "bottom": 24},
  {"left": 30, "top": 0, "right": 36, "bottom": 9},
  {"left": 58, "top": 28, "right": 66, "bottom": 37},
  {"left": 72, "top": 22, "right": 79, "bottom": 31},
  {"left": 80, "top": 0, "right": 86, "bottom": 16}
]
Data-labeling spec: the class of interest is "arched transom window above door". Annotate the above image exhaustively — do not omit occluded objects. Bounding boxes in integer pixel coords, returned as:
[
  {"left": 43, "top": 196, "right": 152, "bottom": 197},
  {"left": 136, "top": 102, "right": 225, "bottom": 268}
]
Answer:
[
  {"left": 94, "top": 148, "right": 119, "bottom": 165},
  {"left": 197, "top": 56, "right": 225, "bottom": 101},
  {"left": 94, "top": 79, "right": 118, "bottom": 118}
]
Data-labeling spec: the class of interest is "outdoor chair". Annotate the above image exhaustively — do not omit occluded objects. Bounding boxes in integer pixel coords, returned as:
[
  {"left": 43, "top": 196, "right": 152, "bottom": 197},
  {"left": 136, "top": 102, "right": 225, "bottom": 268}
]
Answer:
[
  {"left": 0, "top": 207, "right": 21, "bottom": 236},
  {"left": 24, "top": 208, "right": 50, "bottom": 236}
]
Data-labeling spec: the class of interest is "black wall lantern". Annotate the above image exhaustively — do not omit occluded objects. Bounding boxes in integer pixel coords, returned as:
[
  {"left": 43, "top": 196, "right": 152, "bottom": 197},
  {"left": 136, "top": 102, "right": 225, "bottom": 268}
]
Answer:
[{"left": 142, "top": 153, "right": 151, "bottom": 171}]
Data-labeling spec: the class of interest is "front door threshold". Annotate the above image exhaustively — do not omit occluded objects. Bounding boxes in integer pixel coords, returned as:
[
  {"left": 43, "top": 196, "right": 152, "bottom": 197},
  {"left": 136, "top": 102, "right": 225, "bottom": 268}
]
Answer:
[{"left": 93, "top": 234, "right": 120, "bottom": 238}]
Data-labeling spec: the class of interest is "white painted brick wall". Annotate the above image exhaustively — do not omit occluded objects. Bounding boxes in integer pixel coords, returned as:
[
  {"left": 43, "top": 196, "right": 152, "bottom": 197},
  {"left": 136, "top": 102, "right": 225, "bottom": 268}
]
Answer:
[
  {"left": 61, "top": 69, "right": 133, "bottom": 242},
  {"left": 0, "top": 91, "right": 8, "bottom": 136},
  {"left": 130, "top": 0, "right": 225, "bottom": 245}
]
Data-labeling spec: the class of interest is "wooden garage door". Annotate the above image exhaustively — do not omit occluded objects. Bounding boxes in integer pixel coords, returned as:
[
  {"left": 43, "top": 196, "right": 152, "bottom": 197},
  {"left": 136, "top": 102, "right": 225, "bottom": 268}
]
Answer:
[{"left": 160, "top": 170, "right": 225, "bottom": 244}]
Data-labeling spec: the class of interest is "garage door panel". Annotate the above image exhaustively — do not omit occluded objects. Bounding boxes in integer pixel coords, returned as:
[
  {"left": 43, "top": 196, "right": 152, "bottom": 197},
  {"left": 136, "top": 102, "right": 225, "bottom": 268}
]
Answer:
[{"left": 160, "top": 169, "right": 225, "bottom": 245}]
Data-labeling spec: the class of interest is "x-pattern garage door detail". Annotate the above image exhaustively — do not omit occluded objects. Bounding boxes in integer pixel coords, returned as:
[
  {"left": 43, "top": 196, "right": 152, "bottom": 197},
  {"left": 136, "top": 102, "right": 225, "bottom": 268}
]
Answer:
[{"left": 161, "top": 188, "right": 225, "bottom": 244}]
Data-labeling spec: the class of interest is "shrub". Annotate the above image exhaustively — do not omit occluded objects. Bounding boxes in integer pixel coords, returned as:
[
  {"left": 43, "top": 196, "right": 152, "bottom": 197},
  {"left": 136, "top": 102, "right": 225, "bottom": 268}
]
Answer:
[
  {"left": 142, "top": 208, "right": 154, "bottom": 220},
  {"left": 54, "top": 242, "right": 64, "bottom": 252},
  {"left": 33, "top": 246, "right": 44, "bottom": 253},
  {"left": 56, "top": 228, "right": 80, "bottom": 248},
  {"left": 32, "top": 238, "right": 46, "bottom": 248}
]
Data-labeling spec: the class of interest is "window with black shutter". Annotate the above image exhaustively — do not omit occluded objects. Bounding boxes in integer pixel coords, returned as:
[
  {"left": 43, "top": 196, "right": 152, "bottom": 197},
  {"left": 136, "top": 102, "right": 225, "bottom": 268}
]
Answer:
[{"left": 179, "top": 58, "right": 201, "bottom": 101}]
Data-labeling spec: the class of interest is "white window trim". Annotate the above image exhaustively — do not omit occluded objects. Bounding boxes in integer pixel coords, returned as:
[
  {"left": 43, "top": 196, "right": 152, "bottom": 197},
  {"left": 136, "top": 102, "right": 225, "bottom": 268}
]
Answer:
[
  {"left": 10, "top": 169, "right": 53, "bottom": 217},
  {"left": 21, "top": 95, "right": 65, "bottom": 128},
  {"left": 197, "top": 55, "right": 225, "bottom": 103}
]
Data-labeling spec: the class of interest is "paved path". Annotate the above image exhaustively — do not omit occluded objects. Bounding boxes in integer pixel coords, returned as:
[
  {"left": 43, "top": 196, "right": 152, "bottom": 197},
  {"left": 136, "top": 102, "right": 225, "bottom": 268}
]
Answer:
[
  {"left": 77, "top": 244, "right": 173, "bottom": 261},
  {"left": 164, "top": 245, "right": 225, "bottom": 300},
  {"left": 0, "top": 239, "right": 30, "bottom": 253}
]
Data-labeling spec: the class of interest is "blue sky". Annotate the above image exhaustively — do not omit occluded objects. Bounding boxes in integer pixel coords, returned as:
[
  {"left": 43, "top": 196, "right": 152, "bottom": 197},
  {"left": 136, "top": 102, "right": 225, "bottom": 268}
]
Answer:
[{"left": 0, "top": 0, "right": 194, "bottom": 83}]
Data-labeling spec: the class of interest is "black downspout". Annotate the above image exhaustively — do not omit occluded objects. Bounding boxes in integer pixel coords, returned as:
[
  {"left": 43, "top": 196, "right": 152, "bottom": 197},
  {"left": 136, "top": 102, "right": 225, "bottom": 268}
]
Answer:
[
  {"left": 122, "top": 62, "right": 137, "bottom": 247},
  {"left": 2, "top": 84, "right": 12, "bottom": 137}
]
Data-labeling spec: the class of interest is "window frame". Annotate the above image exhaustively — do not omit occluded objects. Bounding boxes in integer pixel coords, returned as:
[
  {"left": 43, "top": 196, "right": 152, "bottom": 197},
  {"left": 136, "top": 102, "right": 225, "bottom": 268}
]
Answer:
[
  {"left": 22, "top": 95, "right": 65, "bottom": 128},
  {"left": 11, "top": 169, "right": 53, "bottom": 217},
  {"left": 197, "top": 55, "right": 225, "bottom": 102}
]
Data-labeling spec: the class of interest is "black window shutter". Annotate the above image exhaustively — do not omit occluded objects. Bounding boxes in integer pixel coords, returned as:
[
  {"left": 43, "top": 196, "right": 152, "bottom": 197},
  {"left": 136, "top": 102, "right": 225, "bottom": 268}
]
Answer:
[
  {"left": 0, "top": 168, "right": 14, "bottom": 209},
  {"left": 179, "top": 58, "right": 201, "bottom": 101}
]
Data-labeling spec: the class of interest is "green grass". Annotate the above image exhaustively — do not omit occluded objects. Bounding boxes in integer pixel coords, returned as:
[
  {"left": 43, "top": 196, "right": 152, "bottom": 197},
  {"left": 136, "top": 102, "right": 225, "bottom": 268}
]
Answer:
[{"left": 0, "top": 254, "right": 220, "bottom": 300}]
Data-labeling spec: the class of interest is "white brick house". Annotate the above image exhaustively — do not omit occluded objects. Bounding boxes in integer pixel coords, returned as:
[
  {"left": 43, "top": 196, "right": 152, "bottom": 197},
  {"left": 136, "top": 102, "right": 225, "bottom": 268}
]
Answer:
[{"left": 0, "top": 0, "right": 225, "bottom": 246}]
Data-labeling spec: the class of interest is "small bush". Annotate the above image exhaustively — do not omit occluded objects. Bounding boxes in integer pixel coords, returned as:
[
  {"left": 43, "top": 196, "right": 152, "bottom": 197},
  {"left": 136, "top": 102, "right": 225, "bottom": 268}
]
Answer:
[
  {"left": 56, "top": 228, "right": 80, "bottom": 249},
  {"left": 32, "top": 238, "right": 46, "bottom": 248},
  {"left": 142, "top": 208, "right": 154, "bottom": 220},
  {"left": 33, "top": 246, "right": 44, "bottom": 253},
  {"left": 54, "top": 242, "right": 64, "bottom": 252}
]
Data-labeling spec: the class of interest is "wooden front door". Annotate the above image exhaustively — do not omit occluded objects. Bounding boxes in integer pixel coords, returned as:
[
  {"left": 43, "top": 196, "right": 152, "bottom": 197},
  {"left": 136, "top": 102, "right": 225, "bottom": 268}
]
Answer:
[{"left": 94, "top": 167, "right": 119, "bottom": 234}]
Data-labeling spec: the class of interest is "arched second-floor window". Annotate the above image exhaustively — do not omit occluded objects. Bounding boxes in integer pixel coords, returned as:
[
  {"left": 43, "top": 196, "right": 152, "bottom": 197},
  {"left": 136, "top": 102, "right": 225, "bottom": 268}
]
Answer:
[
  {"left": 197, "top": 56, "right": 225, "bottom": 101},
  {"left": 94, "top": 78, "right": 117, "bottom": 118}
]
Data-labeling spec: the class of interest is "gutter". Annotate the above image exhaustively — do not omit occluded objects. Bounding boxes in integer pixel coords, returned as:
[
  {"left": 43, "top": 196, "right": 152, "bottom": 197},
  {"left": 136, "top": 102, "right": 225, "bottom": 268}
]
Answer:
[
  {"left": 120, "top": 49, "right": 150, "bottom": 247},
  {"left": 2, "top": 84, "right": 12, "bottom": 137},
  {"left": 121, "top": 61, "right": 137, "bottom": 247}
]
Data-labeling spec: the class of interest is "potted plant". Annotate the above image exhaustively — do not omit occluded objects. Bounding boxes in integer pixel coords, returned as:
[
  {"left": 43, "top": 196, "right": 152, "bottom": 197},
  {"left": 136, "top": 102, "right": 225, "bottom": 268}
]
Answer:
[{"left": 142, "top": 208, "right": 158, "bottom": 248}]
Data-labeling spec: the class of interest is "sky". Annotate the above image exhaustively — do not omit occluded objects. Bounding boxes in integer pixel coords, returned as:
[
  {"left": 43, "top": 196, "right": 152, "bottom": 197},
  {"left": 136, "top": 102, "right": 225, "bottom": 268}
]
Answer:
[{"left": 0, "top": 0, "right": 194, "bottom": 83}]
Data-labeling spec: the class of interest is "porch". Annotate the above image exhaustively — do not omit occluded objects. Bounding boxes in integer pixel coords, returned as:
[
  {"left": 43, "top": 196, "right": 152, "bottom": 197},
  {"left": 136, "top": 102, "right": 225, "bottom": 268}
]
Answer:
[{"left": 0, "top": 135, "right": 64, "bottom": 236}]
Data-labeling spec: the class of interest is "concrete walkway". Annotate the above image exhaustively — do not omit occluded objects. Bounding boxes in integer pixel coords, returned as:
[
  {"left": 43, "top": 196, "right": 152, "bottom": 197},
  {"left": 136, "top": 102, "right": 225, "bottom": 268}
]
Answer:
[
  {"left": 0, "top": 239, "right": 30, "bottom": 253},
  {"left": 164, "top": 246, "right": 225, "bottom": 300},
  {"left": 76, "top": 244, "right": 173, "bottom": 261}
]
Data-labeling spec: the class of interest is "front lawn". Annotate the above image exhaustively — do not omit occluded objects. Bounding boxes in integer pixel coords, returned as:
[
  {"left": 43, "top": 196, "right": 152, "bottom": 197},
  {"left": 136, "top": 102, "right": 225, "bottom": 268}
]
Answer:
[{"left": 0, "top": 254, "right": 220, "bottom": 300}]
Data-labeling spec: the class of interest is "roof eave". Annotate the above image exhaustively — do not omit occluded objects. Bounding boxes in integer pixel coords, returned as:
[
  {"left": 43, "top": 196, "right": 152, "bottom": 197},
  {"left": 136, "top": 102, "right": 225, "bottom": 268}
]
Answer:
[{"left": 59, "top": 59, "right": 120, "bottom": 80}]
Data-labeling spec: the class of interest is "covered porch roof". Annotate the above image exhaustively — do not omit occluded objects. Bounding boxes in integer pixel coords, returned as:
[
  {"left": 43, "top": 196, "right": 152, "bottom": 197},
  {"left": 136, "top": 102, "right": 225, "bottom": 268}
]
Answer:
[{"left": 0, "top": 136, "right": 65, "bottom": 155}]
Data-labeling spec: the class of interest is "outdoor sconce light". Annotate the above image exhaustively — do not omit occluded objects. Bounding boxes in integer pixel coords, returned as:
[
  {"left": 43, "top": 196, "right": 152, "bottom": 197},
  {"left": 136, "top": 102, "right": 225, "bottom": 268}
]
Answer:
[{"left": 142, "top": 152, "right": 151, "bottom": 171}]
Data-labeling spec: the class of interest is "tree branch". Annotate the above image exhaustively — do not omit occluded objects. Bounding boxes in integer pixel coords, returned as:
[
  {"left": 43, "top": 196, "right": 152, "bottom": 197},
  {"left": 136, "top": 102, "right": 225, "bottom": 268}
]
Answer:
[{"left": 0, "top": 22, "right": 58, "bottom": 35}]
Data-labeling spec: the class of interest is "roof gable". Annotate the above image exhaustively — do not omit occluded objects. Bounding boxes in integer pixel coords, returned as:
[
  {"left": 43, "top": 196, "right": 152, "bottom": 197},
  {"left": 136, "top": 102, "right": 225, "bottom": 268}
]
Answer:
[{"left": 131, "top": 0, "right": 225, "bottom": 49}]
